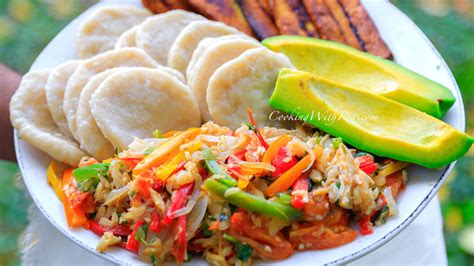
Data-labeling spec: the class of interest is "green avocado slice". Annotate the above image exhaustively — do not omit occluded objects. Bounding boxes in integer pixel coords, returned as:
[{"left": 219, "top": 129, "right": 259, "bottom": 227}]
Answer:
[
  {"left": 262, "top": 35, "right": 456, "bottom": 118},
  {"left": 270, "top": 68, "right": 473, "bottom": 169}
]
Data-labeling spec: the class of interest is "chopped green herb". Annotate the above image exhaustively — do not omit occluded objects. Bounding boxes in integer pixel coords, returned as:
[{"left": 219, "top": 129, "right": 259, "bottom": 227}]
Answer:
[
  {"left": 223, "top": 233, "right": 238, "bottom": 243},
  {"left": 236, "top": 243, "right": 253, "bottom": 261},
  {"left": 336, "top": 181, "right": 341, "bottom": 189},
  {"left": 202, "top": 148, "right": 217, "bottom": 161},
  {"left": 354, "top": 152, "right": 368, "bottom": 158},
  {"left": 245, "top": 122, "right": 256, "bottom": 132},
  {"left": 203, "top": 223, "right": 213, "bottom": 237},
  {"left": 73, "top": 163, "right": 110, "bottom": 192},
  {"left": 150, "top": 254, "right": 158, "bottom": 266},
  {"left": 143, "top": 146, "right": 156, "bottom": 156},
  {"left": 129, "top": 190, "right": 136, "bottom": 199},
  {"left": 152, "top": 130, "right": 163, "bottom": 138},
  {"left": 135, "top": 223, "right": 148, "bottom": 244}
]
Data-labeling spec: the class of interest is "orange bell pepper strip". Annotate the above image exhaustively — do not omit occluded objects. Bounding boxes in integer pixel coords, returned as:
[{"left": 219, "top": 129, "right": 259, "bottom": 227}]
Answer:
[
  {"left": 133, "top": 128, "right": 200, "bottom": 178},
  {"left": 62, "top": 168, "right": 89, "bottom": 228},
  {"left": 163, "top": 130, "right": 179, "bottom": 138},
  {"left": 262, "top": 134, "right": 291, "bottom": 164},
  {"left": 47, "top": 162, "right": 65, "bottom": 203},
  {"left": 265, "top": 148, "right": 318, "bottom": 197}
]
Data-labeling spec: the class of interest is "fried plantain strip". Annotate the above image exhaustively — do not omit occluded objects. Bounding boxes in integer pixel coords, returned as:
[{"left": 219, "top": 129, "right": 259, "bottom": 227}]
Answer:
[
  {"left": 287, "top": 0, "right": 319, "bottom": 37},
  {"left": 302, "top": 0, "right": 345, "bottom": 42},
  {"left": 323, "top": 0, "right": 362, "bottom": 50},
  {"left": 188, "top": 0, "right": 255, "bottom": 37},
  {"left": 240, "top": 0, "right": 279, "bottom": 39},
  {"left": 163, "top": 0, "right": 193, "bottom": 11},
  {"left": 339, "top": 0, "right": 392, "bottom": 59},
  {"left": 273, "top": 0, "right": 307, "bottom": 36},
  {"left": 258, "top": 0, "right": 274, "bottom": 18},
  {"left": 142, "top": 0, "right": 170, "bottom": 13},
  {"left": 273, "top": 0, "right": 305, "bottom": 36}
]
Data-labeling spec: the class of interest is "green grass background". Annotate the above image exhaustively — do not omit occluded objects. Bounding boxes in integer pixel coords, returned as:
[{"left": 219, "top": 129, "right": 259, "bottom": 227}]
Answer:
[{"left": 0, "top": 0, "right": 472, "bottom": 265}]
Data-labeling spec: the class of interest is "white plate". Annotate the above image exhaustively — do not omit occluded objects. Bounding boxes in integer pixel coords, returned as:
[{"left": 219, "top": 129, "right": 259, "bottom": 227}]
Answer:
[{"left": 15, "top": 0, "right": 465, "bottom": 265}]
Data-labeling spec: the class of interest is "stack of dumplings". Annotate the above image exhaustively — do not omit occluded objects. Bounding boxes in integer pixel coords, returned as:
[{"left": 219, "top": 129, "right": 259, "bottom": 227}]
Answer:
[{"left": 10, "top": 4, "right": 294, "bottom": 166}]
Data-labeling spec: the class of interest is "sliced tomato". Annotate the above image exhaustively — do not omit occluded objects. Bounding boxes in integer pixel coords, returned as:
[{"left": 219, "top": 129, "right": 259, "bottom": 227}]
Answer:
[
  {"left": 290, "top": 223, "right": 358, "bottom": 250},
  {"left": 230, "top": 210, "right": 293, "bottom": 260}
]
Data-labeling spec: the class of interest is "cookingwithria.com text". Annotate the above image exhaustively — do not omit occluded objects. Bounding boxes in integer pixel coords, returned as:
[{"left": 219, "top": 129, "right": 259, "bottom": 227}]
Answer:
[{"left": 268, "top": 107, "right": 379, "bottom": 126}]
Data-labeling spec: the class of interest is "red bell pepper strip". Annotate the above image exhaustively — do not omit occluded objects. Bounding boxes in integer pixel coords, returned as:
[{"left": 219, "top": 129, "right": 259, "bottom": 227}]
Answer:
[
  {"left": 354, "top": 155, "right": 378, "bottom": 175},
  {"left": 152, "top": 180, "right": 165, "bottom": 192},
  {"left": 247, "top": 108, "right": 269, "bottom": 149},
  {"left": 172, "top": 215, "right": 187, "bottom": 263},
  {"left": 135, "top": 176, "right": 152, "bottom": 198},
  {"left": 291, "top": 174, "right": 309, "bottom": 209},
  {"left": 161, "top": 183, "right": 194, "bottom": 226},
  {"left": 150, "top": 212, "right": 161, "bottom": 233},
  {"left": 126, "top": 221, "right": 144, "bottom": 253},
  {"left": 272, "top": 147, "right": 298, "bottom": 178},
  {"left": 226, "top": 151, "right": 246, "bottom": 180},
  {"left": 358, "top": 194, "right": 388, "bottom": 235},
  {"left": 358, "top": 215, "right": 373, "bottom": 235},
  {"left": 121, "top": 157, "right": 143, "bottom": 170},
  {"left": 89, "top": 220, "right": 132, "bottom": 237}
]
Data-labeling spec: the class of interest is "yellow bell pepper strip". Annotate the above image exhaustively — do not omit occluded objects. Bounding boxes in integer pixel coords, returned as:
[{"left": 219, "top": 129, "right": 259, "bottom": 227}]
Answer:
[
  {"left": 262, "top": 134, "right": 291, "bottom": 164},
  {"left": 375, "top": 161, "right": 410, "bottom": 180},
  {"left": 62, "top": 168, "right": 89, "bottom": 228},
  {"left": 265, "top": 148, "right": 318, "bottom": 197},
  {"left": 204, "top": 178, "right": 302, "bottom": 221},
  {"left": 47, "top": 162, "right": 65, "bottom": 202},
  {"left": 154, "top": 141, "right": 202, "bottom": 181},
  {"left": 133, "top": 128, "right": 200, "bottom": 178}
]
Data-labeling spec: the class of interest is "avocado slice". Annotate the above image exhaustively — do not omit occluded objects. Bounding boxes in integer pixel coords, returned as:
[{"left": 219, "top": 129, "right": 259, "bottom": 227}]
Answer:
[
  {"left": 270, "top": 68, "right": 473, "bottom": 169},
  {"left": 262, "top": 35, "right": 456, "bottom": 118}
]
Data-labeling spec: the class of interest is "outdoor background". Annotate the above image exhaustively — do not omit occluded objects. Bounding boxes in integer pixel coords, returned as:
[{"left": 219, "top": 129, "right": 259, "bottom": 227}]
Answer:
[{"left": 0, "top": 0, "right": 472, "bottom": 265}]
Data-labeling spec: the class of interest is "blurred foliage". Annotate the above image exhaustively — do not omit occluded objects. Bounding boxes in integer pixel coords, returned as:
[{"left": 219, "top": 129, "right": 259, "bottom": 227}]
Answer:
[
  {"left": 0, "top": 0, "right": 94, "bottom": 73},
  {"left": 0, "top": 0, "right": 473, "bottom": 266},
  {"left": 393, "top": 0, "right": 474, "bottom": 265},
  {"left": 0, "top": 161, "right": 29, "bottom": 266}
]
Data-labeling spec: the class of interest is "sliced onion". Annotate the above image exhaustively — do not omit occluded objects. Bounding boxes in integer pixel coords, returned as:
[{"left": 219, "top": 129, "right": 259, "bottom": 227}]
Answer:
[
  {"left": 186, "top": 194, "right": 208, "bottom": 240},
  {"left": 104, "top": 185, "right": 129, "bottom": 206},
  {"left": 167, "top": 177, "right": 202, "bottom": 219},
  {"left": 383, "top": 187, "right": 398, "bottom": 216},
  {"left": 239, "top": 161, "right": 276, "bottom": 172}
]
